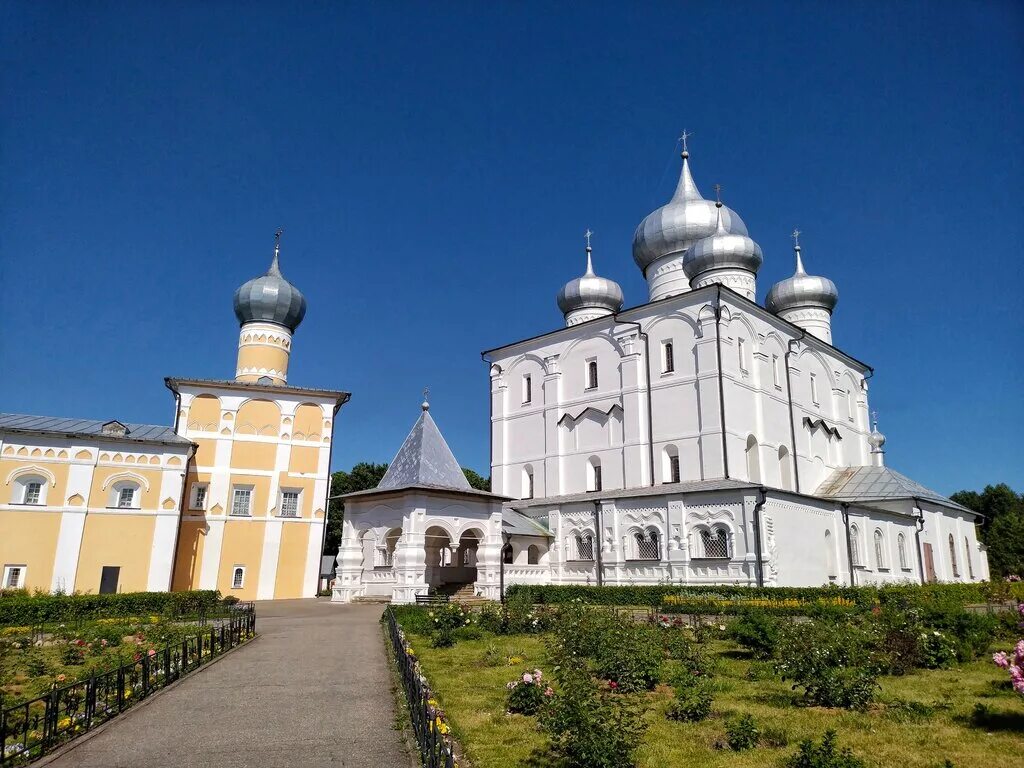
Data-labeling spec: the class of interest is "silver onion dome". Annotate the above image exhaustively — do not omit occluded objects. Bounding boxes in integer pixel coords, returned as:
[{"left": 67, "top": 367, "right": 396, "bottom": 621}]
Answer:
[
  {"left": 233, "top": 234, "right": 307, "bottom": 332},
  {"left": 632, "top": 147, "right": 748, "bottom": 274},
  {"left": 557, "top": 236, "right": 624, "bottom": 319},
  {"left": 868, "top": 413, "right": 886, "bottom": 452},
  {"left": 765, "top": 240, "right": 839, "bottom": 315},
  {"left": 683, "top": 201, "right": 763, "bottom": 281}
]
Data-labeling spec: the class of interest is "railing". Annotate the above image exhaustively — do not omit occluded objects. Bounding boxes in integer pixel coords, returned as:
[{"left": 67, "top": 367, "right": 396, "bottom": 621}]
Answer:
[
  {"left": 0, "top": 604, "right": 256, "bottom": 765},
  {"left": 384, "top": 608, "right": 455, "bottom": 768}
]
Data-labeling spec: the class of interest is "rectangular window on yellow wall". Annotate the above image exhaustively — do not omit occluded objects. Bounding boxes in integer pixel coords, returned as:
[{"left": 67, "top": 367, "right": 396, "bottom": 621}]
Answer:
[
  {"left": 232, "top": 566, "right": 245, "bottom": 589},
  {"left": 3, "top": 565, "right": 26, "bottom": 589},
  {"left": 191, "top": 483, "right": 208, "bottom": 510},
  {"left": 231, "top": 487, "right": 253, "bottom": 516},
  {"left": 280, "top": 490, "right": 300, "bottom": 517}
]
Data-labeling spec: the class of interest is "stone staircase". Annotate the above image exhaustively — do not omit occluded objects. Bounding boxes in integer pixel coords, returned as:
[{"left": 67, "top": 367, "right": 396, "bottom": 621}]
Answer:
[
  {"left": 353, "top": 594, "right": 392, "bottom": 604},
  {"left": 442, "top": 583, "right": 490, "bottom": 606}
]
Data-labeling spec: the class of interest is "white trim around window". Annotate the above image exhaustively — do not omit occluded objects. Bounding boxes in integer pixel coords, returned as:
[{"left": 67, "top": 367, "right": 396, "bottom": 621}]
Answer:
[
  {"left": 231, "top": 565, "right": 246, "bottom": 589},
  {"left": 109, "top": 480, "right": 141, "bottom": 509},
  {"left": 279, "top": 488, "right": 301, "bottom": 518},
  {"left": 3, "top": 564, "right": 27, "bottom": 589},
  {"left": 190, "top": 482, "right": 209, "bottom": 511},
  {"left": 230, "top": 486, "right": 254, "bottom": 517}
]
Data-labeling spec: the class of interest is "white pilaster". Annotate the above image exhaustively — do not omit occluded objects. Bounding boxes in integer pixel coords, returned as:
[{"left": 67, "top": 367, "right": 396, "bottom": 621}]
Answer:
[
  {"left": 51, "top": 510, "right": 87, "bottom": 593},
  {"left": 199, "top": 519, "right": 225, "bottom": 589},
  {"left": 257, "top": 519, "right": 284, "bottom": 599}
]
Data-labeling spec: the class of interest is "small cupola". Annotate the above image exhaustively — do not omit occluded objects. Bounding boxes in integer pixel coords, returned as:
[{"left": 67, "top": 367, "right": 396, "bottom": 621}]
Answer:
[{"left": 556, "top": 230, "right": 624, "bottom": 327}]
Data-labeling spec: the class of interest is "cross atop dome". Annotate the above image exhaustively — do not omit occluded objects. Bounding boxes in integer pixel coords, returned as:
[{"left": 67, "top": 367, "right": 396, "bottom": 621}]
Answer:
[{"left": 679, "top": 129, "right": 693, "bottom": 157}]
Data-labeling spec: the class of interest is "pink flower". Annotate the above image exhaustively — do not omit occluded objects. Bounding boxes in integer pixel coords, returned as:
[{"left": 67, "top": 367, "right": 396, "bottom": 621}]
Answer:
[
  {"left": 56, "top": 674, "right": 66, "bottom": 682},
  {"left": 994, "top": 652, "right": 1010, "bottom": 669},
  {"left": 609, "top": 681, "right": 618, "bottom": 690},
  {"left": 544, "top": 687, "right": 554, "bottom": 697},
  {"left": 148, "top": 649, "right": 157, "bottom": 657},
  {"left": 522, "top": 673, "right": 533, "bottom": 684},
  {"left": 533, "top": 669, "right": 542, "bottom": 681}
]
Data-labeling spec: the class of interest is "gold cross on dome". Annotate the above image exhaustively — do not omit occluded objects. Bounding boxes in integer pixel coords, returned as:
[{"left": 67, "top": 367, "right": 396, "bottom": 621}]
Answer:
[{"left": 584, "top": 229, "right": 593, "bottom": 249}]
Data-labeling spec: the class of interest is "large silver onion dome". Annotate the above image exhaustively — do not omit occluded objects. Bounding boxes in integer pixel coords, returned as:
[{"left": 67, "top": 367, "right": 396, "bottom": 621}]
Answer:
[
  {"left": 683, "top": 201, "right": 763, "bottom": 281},
  {"left": 765, "top": 241, "right": 839, "bottom": 315},
  {"left": 233, "top": 235, "right": 307, "bottom": 332},
  {"left": 557, "top": 239, "right": 624, "bottom": 318},
  {"left": 632, "top": 148, "right": 748, "bottom": 274}
]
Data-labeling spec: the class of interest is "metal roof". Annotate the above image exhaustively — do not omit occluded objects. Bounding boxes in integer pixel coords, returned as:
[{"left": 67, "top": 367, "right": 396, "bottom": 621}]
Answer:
[
  {"left": 378, "top": 405, "right": 472, "bottom": 491},
  {"left": 507, "top": 478, "right": 758, "bottom": 509},
  {"left": 165, "top": 377, "right": 349, "bottom": 401},
  {"left": 0, "top": 413, "right": 191, "bottom": 445},
  {"left": 815, "top": 466, "right": 973, "bottom": 514},
  {"left": 503, "top": 508, "right": 552, "bottom": 538}
]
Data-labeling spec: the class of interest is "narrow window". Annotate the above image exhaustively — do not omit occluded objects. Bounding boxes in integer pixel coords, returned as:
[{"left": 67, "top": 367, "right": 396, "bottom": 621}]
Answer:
[
  {"left": 846, "top": 388, "right": 854, "bottom": 420},
  {"left": 232, "top": 566, "right": 245, "bottom": 589},
  {"left": 523, "top": 374, "right": 532, "bottom": 404},
  {"left": 964, "top": 537, "right": 974, "bottom": 579},
  {"left": 850, "top": 525, "right": 862, "bottom": 566},
  {"left": 700, "top": 527, "right": 730, "bottom": 559},
  {"left": 663, "top": 342, "right": 674, "bottom": 373},
  {"left": 576, "top": 533, "right": 594, "bottom": 561},
  {"left": 524, "top": 468, "right": 534, "bottom": 500},
  {"left": 810, "top": 373, "right": 819, "bottom": 404},
  {"left": 280, "top": 491, "right": 300, "bottom": 517},
  {"left": 117, "top": 487, "right": 136, "bottom": 509},
  {"left": 873, "top": 529, "right": 884, "bottom": 569},
  {"left": 738, "top": 338, "right": 747, "bottom": 371},
  {"left": 898, "top": 533, "right": 908, "bottom": 569},
  {"left": 4, "top": 565, "right": 25, "bottom": 589},
  {"left": 23, "top": 482, "right": 42, "bottom": 505},
  {"left": 231, "top": 488, "right": 252, "bottom": 516},
  {"left": 948, "top": 534, "right": 959, "bottom": 577},
  {"left": 772, "top": 355, "right": 781, "bottom": 388},
  {"left": 669, "top": 455, "right": 680, "bottom": 483},
  {"left": 502, "top": 544, "right": 513, "bottom": 564},
  {"left": 587, "top": 360, "right": 598, "bottom": 390},
  {"left": 592, "top": 465, "right": 602, "bottom": 492},
  {"left": 527, "top": 545, "right": 540, "bottom": 565},
  {"left": 192, "top": 484, "right": 208, "bottom": 510}
]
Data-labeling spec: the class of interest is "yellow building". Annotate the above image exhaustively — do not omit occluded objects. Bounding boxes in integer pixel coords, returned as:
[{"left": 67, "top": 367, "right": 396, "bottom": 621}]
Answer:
[
  {"left": 0, "top": 234, "right": 348, "bottom": 599},
  {"left": 0, "top": 416, "right": 193, "bottom": 594}
]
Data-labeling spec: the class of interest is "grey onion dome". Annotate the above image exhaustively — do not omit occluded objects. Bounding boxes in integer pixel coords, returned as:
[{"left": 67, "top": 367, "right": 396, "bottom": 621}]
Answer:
[
  {"left": 233, "top": 239, "right": 307, "bottom": 332},
  {"left": 683, "top": 201, "right": 763, "bottom": 281},
  {"left": 557, "top": 244, "right": 624, "bottom": 317},
  {"left": 868, "top": 414, "right": 886, "bottom": 451},
  {"left": 632, "top": 149, "right": 748, "bottom": 273},
  {"left": 765, "top": 243, "right": 839, "bottom": 315}
]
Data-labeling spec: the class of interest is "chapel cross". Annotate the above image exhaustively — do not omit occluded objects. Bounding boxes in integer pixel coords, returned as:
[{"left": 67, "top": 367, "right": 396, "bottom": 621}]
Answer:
[
  {"left": 274, "top": 228, "right": 283, "bottom": 255},
  {"left": 679, "top": 130, "right": 692, "bottom": 153},
  {"left": 584, "top": 229, "right": 593, "bottom": 249},
  {"left": 792, "top": 228, "right": 801, "bottom": 248},
  {"left": 713, "top": 183, "right": 723, "bottom": 204}
]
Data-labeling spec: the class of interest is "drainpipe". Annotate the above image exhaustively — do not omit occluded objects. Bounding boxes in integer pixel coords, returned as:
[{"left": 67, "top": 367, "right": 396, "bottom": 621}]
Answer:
[
  {"left": 913, "top": 497, "right": 927, "bottom": 584},
  {"left": 499, "top": 530, "right": 510, "bottom": 602},
  {"left": 612, "top": 316, "right": 656, "bottom": 486},
  {"left": 841, "top": 503, "right": 856, "bottom": 586},
  {"left": 751, "top": 487, "right": 767, "bottom": 587},
  {"left": 593, "top": 501, "right": 604, "bottom": 587},
  {"left": 784, "top": 330, "right": 807, "bottom": 492},
  {"left": 318, "top": 395, "right": 351, "bottom": 566}
]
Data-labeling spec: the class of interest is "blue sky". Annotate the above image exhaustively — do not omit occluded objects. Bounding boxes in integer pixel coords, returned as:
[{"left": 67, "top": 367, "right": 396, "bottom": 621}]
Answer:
[{"left": 2, "top": 2, "right": 1022, "bottom": 495}]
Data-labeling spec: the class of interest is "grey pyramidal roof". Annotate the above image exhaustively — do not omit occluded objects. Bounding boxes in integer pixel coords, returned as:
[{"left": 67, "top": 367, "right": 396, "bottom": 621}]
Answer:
[
  {"left": 0, "top": 413, "right": 190, "bottom": 445},
  {"left": 377, "top": 406, "right": 471, "bottom": 491},
  {"left": 815, "top": 466, "right": 971, "bottom": 513}
]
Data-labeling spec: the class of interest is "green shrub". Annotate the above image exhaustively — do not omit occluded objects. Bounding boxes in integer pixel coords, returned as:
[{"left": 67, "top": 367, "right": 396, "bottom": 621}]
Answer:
[
  {"left": 786, "top": 730, "right": 867, "bottom": 768},
  {"left": 728, "top": 609, "right": 781, "bottom": 659},
  {"left": 774, "top": 620, "right": 880, "bottom": 709},
  {"left": 667, "top": 675, "right": 712, "bottom": 722},
  {"left": 918, "top": 630, "right": 958, "bottom": 669},
  {"left": 724, "top": 713, "right": 760, "bottom": 751},
  {"left": 592, "top": 615, "right": 662, "bottom": 692},
  {"left": 432, "top": 627, "right": 456, "bottom": 648},
  {"left": 662, "top": 629, "right": 716, "bottom": 679},
  {"left": 921, "top": 606, "right": 996, "bottom": 662},
  {"left": 389, "top": 606, "right": 434, "bottom": 635},
  {"left": 506, "top": 668, "right": 548, "bottom": 715},
  {"left": 0, "top": 590, "right": 222, "bottom": 626}
]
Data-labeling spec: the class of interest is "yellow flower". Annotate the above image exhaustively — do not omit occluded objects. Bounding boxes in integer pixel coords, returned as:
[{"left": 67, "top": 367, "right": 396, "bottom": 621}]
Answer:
[
  {"left": 124, "top": 688, "right": 132, "bottom": 699},
  {"left": 57, "top": 717, "right": 71, "bottom": 729}
]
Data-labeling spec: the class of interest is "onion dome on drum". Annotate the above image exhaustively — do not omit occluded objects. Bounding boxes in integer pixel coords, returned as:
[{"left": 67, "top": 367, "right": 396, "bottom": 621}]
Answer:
[
  {"left": 766, "top": 232, "right": 839, "bottom": 343},
  {"left": 632, "top": 139, "right": 748, "bottom": 300},
  {"left": 233, "top": 233, "right": 307, "bottom": 332},
  {"left": 557, "top": 232, "right": 624, "bottom": 327},
  {"left": 682, "top": 198, "right": 763, "bottom": 300}
]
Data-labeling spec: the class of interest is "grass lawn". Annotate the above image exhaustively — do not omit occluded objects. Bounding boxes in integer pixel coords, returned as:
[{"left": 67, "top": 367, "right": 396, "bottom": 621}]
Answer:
[{"left": 403, "top": 629, "right": 1024, "bottom": 768}]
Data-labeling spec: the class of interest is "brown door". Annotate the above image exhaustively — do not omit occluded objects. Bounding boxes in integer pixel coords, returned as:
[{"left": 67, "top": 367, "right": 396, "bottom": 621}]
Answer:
[{"left": 922, "top": 543, "right": 936, "bottom": 583}]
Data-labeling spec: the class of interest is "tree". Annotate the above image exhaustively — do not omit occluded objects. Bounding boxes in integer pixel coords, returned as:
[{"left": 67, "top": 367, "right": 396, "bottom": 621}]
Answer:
[
  {"left": 323, "top": 462, "right": 389, "bottom": 554},
  {"left": 462, "top": 467, "right": 491, "bottom": 492},
  {"left": 950, "top": 483, "right": 1024, "bottom": 578}
]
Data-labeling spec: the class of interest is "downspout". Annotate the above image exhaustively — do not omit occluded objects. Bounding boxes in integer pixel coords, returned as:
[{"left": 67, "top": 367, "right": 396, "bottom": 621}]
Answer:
[
  {"left": 318, "top": 395, "right": 352, "bottom": 593},
  {"left": 593, "top": 501, "right": 604, "bottom": 587},
  {"left": 784, "top": 330, "right": 806, "bottom": 492},
  {"left": 612, "top": 316, "right": 656, "bottom": 486},
  {"left": 841, "top": 503, "right": 856, "bottom": 586},
  {"left": 164, "top": 381, "right": 191, "bottom": 592},
  {"left": 712, "top": 286, "right": 730, "bottom": 479},
  {"left": 912, "top": 497, "right": 927, "bottom": 584},
  {"left": 499, "top": 529, "right": 510, "bottom": 602},
  {"left": 751, "top": 487, "right": 767, "bottom": 587}
]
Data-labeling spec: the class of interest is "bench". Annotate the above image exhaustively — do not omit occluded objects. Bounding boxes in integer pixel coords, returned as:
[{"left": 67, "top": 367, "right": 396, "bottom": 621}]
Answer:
[{"left": 414, "top": 594, "right": 450, "bottom": 605}]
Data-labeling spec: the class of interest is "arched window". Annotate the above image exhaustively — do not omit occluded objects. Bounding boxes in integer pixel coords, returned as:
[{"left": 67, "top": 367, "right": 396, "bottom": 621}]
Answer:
[
  {"left": 745, "top": 436, "right": 760, "bottom": 483},
  {"left": 663, "top": 446, "right": 680, "bottom": 484},
  {"left": 699, "top": 526, "right": 730, "bottom": 559},
  {"left": 376, "top": 528, "right": 401, "bottom": 568},
  {"left": 633, "top": 530, "right": 660, "bottom": 560},
  {"left": 873, "top": 529, "right": 885, "bottom": 569},
  {"left": 824, "top": 530, "right": 837, "bottom": 579},
  {"left": 587, "top": 458, "right": 602, "bottom": 492},
  {"left": 897, "top": 533, "right": 908, "bottom": 570},
  {"left": 850, "top": 525, "right": 862, "bottom": 567},
  {"left": 527, "top": 544, "right": 540, "bottom": 565},
  {"left": 110, "top": 480, "right": 141, "bottom": 509},
  {"left": 575, "top": 533, "right": 594, "bottom": 561},
  {"left": 522, "top": 466, "right": 534, "bottom": 499},
  {"left": 13, "top": 475, "right": 47, "bottom": 505},
  {"left": 231, "top": 566, "right": 245, "bottom": 589},
  {"left": 778, "top": 446, "right": 792, "bottom": 491},
  {"left": 964, "top": 537, "right": 974, "bottom": 579},
  {"left": 587, "top": 361, "right": 598, "bottom": 390},
  {"left": 663, "top": 341, "right": 675, "bottom": 373},
  {"left": 502, "top": 543, "right": 513, "bottom": 564},
  {"left": 948, "top": 534, "right": 959, "bottom": 577}
]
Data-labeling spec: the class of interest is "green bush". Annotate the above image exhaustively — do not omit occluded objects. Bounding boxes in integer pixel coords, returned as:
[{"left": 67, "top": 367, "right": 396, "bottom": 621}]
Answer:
[
  {"left": 774, "top": 620, "right": 880, "bottom": 710},
  {"left": 389, "top": 606, "right": 434, "bottom": 635},
  {"left": 506, "top": 669, "right": 548, "bottom": 715},
  {"left": 725, "top": 713, "right": 760, "bottom": 751},
  {"left": 920, "top": 606, "right": 996, "bottom": 662},
  {"left": 593, "top": 619, "right": 662, "bottom": 693},
  {"left": 0, "top": 590, "right": 223, "bottom": 626},
  {"left": 786, "top": 730, "right": 867, "bottom": 768},
  {"left": 728, "top": 609, "right": 781, "bottom": 659},
  {"left": 667, "top": 675, "right": 713, "bottom": 722}
]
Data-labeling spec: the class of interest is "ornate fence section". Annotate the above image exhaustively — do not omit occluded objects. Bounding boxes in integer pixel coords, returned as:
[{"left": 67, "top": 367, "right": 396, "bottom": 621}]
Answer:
[
  {"left": 384, "top": 608, "right": 456, "bottom": 768},
  {"left": 0, "top": 604, "right": 256, "bottom": 765}
]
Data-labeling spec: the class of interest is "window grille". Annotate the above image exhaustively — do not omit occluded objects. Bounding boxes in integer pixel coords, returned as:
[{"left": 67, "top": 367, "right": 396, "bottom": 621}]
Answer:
[
  {"left": 587, "top": 361, "right": 598, "bottom": 390},
  {"left": 575, "top": 534, "right": 594, "bottom": 561},
  {"left": 117, "top": 487, "right": 135, "bottom": 508},
  {"left": 664, "top": 342, "right": 674, "bottom": 373},
  {"left": 700, "top": 528, "right": 729, "bottom": 559},
  {"left": 232, "top": 567, "right": 244, "bottom": 589},
  {"left": 231, "top": 488, "right": 252, "bottom": 516},
  {"left": 193, "top": 484, "right": 207, "bottom": 509},
  {"left": 24, "top": 482, "right": 42, "bottom": 505},
  {"left": 280, "top": 491, "right": 299, "bottom": 517},
  {"left": 897, "top": 533, "right": 908, "bottom": 569},
  {"left": 850, "top": 526, "right": 862, "bottom": 566},
  {"left": 5, "top": 567, "right": 23, "bottom": 588},
  {"left": 635, "top": 531, "right": 660, "bottom": 560},
  {"left": 873, "top": 529, "right": 884, "bottom": 569}
]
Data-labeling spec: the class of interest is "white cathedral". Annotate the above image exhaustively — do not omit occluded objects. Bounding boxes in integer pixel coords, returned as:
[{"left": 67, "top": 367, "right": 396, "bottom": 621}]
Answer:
[{"left": 332, "top": 140, "right": 988, "bottom": 604}]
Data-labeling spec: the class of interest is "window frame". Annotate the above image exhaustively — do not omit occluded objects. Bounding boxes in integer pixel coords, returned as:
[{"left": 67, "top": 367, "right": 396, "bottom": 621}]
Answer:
[
  {"left": 850, "top": 524, "right": 863, "bottom": 567},
  {"left": 574, "top": 532, "right": 595, "bottom": 561},
  {"left": 772, "top": 354, "right": 781, "bottom": 389},
  {"left": 522, "top": 373, "right": 532, "bottom": 404},
  {"left": 230, "top": 486, "right": 254, "bottom": 517},
  {"left": 231, "top": 565, "right": 246, "bottom": 589},
  {"left": 585, "top": 359, "right": 598, "bottom": 391},
  {"left": 279, "top": 488, "right": 301, "bottom": 518},
  {"left": 873, "top": 528, "right": 886, "bottom": 570},
  {"left": 948, "top": 533, "right": 959, "bottom": 577},
  {"left": 737, "top": 337, "right": 748, "bottom": 372},
  {"left": 809, "top": 373, "right": 819, "bottom": 404},
  {"left": 662, "top": 341, "right": 675, "bottom": 374},
  {"left": 696, "top": 525, "right": 731, "bottom": 560},
  {"left": 23, "top": 481, "right": 43, "bottom": 505},
  {"left": 897, "top": 532, "right": 910, "bottom": 570},
  {"left": 190, "top": 483, "right": 209, "bottom": 511},
  {"left": 3, "top": 564, "right": 26, "bottom": 589}
]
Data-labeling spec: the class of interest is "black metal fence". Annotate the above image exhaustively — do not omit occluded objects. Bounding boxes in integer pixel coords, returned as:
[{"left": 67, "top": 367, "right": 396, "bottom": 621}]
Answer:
[
  {"left": 384, "top": 608, "right": 456, "bottom": 768},
  {"left": 0, "top": 604, "right": 256, "bottom": 765}
]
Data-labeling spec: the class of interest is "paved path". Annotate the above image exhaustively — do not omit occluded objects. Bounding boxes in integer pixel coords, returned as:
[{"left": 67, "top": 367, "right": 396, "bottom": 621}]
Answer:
[{"left": 46, "top": 601, "right": 411, "bottom": 768}]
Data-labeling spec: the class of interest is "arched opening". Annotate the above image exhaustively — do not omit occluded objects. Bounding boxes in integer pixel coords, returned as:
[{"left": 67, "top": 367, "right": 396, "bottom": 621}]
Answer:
[
  {"left": 850, "top": 525, "right": 862, "bottom": 567},
  {"left": 423, "top": 525, "right": 454, "bottom": 590},
  {"left": 527, "top": 544, "right": 540, "bottom": 565},
  {"left": 948, "top": 533, "right": 959, "bottom": 577},
  {"left": 824, "top": 530, "right": 837, "bottom": 580},
  {"left": 778, "top": 446, "right": 792, "bottom": 491},
  {"left": 522, "top": 465, "right": 535, "bottom": 499},
  {"left": 502, "top": 543, "right": 513, "bottom": 564},
  {"left": 376, "top": 527, "right": 401, "bottom": 568},
  {"left": 897, "top": 533, "right": 908, "bottom": 569},
  {"left": 425, "top": 527, "right": 484, "bottom": 596},
  {"left": 964, "top": 537, "right": 974, "bottom": 579},
  {"left": 873, "top": 529, "right": 885, "bottom": 569},
  {"left": 574, "top": 532, "right": 595, "bottom": 561},
  {"left": 587, "top": 457, "right": 602, "bottom": 492},
  {"left": 663, "top": 445, "right": 680, "bottom": 484},
  {"left": 745, "top": 435, "right": 761, "bottom": 483}
]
